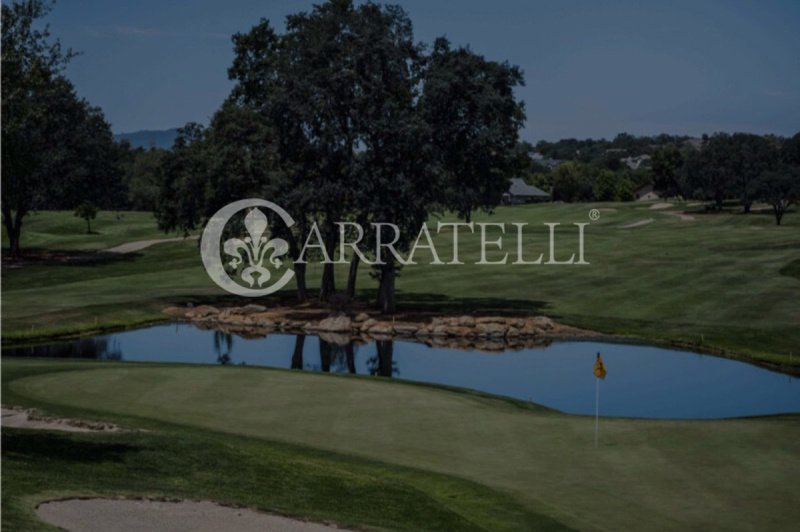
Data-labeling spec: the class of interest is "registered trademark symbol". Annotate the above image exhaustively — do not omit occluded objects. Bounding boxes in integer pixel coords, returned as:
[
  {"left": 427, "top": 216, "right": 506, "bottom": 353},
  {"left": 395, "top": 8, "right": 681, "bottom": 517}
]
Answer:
[{"left": 589, "top": 209, "right": 600, "bottom": 221}]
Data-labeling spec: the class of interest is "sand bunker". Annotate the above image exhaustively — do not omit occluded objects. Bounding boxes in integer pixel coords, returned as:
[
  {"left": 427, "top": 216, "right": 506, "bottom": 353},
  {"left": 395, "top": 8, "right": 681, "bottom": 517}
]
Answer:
[
  {"left": 649, "top": 202, "right": 673, "bottom": 210},
  {"left": 106, "top": 236, "right": 197, "bottom": 254},
  {"left": 660, "top": 211, "right": 696, "bottom": 221},
  {"left": 36, "top": 499, "right": 346, "bottom": 532},
  {"left": 1, "top": 407, "right": 121, "bottom": 432},
  {"left": 619, "top": 218, "right": 654, "bottom": 228}
]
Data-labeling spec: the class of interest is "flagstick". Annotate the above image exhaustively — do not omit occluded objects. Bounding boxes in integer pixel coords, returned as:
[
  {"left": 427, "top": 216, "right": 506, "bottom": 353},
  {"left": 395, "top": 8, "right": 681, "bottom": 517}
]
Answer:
[{"left": 594, "top": 378, "right": 600, "bottom": 448}]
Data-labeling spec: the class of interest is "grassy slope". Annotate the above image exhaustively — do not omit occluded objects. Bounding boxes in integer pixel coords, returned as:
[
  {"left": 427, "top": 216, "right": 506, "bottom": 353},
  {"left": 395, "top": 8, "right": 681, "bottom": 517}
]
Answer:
[
  {"left": 1, "top": 210, "right": 171, "bottom": 251},
  {"left": 3, "top": 204, "right": 799, "bottom": 367},
  {"left": 6, "top": 359, "right": 800, "bottom": 531},
  {"left": 2, "top": 361, "right": 565, "bottom": 532}
]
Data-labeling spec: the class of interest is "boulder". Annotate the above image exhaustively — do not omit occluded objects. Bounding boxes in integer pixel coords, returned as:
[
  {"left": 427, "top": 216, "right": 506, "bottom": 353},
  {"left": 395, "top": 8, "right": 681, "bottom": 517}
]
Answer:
[
  {"left": 475, "top": 316, "right": 507, "bottom": 325},
  {"left": 448, "top": 326, "right": 475, "bottom": 337},
  {"left": 186, "top": 305, "right": 219, "bottom": 318},
  {"left": 520, "top": 323, "right": 542, "bottom": 336},
  {"left": 360, "top": 318, "right": 377, "bottom": 331},
  {"left": 354, "top": 313, "right": 370, "bottom": 322},
  {"left": 393, "top": 323, "right": 420, "bottom": 335},
  {"left": 368, "top": 322, "right": 394, "bottom": 335},
  {"left": 431, "top": 325, "right": 449, "bottom": 336},
  {"left": 315, "top": 315, "right": 352, "bottom": 332},
  {"left": 162, "top": 306, "right": 187, "bottom": 318},
  {"left": 475, "top": 322, "right": 507, "bottom": 337},
  {"left": 239, "top": 304, "right": 267, "bottom": 315},
  {"left": 318, "top": 332, "right": 352, "bottom": 345},
  {"left": 250, "top": 312, "right": 276, "bottom": 325},
  {"left": 457, "top": 316, "right": 476, "bottom": 327},
  {"left": 527, "top": 316, "right": 554, "bottom": 330}
]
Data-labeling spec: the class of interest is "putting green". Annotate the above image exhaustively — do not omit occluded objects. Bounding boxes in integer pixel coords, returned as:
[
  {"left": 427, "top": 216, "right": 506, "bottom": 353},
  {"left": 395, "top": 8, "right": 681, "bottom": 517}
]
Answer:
[{"left": 10, "top": 362, "right": 800, "bottom": 531}]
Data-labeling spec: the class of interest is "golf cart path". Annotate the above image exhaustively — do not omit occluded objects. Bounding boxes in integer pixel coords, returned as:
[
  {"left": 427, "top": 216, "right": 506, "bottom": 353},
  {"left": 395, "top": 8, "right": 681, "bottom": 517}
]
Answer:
[
  {"left": 106, "top": 235, "right": 197, "bottom": 254},
  {"left": 37, "top": 499, "right": 347, "bottom": 532}
]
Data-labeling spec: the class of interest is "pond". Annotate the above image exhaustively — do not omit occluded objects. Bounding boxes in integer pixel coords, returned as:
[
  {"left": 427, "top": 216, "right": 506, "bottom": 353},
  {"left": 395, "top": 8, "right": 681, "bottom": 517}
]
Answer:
[{"left": 4, "top": 323, "right": 798, "bottom": 419}]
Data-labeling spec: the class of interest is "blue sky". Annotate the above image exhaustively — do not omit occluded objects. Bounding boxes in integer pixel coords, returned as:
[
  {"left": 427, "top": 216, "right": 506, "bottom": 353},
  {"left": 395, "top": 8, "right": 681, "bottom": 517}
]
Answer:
[{"left": 43, "top": 0, "right": 800, "bottom": 141}]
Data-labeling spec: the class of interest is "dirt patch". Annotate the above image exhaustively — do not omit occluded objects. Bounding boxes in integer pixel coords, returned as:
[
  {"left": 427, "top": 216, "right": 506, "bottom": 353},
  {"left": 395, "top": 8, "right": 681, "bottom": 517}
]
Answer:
[
  {"left": 1, "top": 406, "right": 122, "bottom": 432},
  {"left": 619, "top": 218, "right": 654, "bottom": 228},
  {"left": 36, "top": 498, "right": 347, "bottom": 532}
]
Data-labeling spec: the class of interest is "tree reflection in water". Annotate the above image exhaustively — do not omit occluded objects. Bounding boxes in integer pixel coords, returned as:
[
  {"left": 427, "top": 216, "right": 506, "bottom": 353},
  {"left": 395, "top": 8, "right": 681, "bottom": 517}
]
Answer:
[
  {"left": 367, "top": 340, "right": 397, "bottom": 377},
  {"left": 213, "top": 331, "right": 234, "bottom": 365},
  {"left": 3, "top": 337, "right": 122, "bottom": 360},
  {"left": 315, "top": 338, "right": 359, "bottom": 374},
  {"left": 291, "top": 334, "right": 305, "bottom": 369}
]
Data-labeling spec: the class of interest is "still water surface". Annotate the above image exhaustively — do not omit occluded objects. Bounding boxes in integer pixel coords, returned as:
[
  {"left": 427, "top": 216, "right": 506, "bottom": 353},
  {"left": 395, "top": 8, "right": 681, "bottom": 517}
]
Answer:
[{"left": 4, "top": 323, "right": 798, "bottom": 419}]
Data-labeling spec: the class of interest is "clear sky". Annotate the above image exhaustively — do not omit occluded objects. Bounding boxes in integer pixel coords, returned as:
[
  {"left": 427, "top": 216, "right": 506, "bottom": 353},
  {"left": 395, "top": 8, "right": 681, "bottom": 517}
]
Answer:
[{"left": 42, "top": 0, "right": 800, "bottom": 141}]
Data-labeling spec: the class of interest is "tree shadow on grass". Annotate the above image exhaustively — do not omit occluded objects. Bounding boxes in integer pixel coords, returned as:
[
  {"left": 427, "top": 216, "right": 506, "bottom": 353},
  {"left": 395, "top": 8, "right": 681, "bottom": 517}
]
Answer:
[
  {"left": 395, "top": 291, "right": 552, "bottom": 316},
  {"left": 0, "top": 248, "right": 142, "bottom": 269},
  {"left": 2, "top": 430, "right": 139, "bottom": 464},
  {"left": 178, "top": 290, "right": 552, "bottom": 317}
]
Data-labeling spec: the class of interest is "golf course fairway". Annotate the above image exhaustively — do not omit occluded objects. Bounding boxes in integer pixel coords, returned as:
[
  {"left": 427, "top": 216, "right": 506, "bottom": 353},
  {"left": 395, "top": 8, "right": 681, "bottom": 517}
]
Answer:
[{"left": 5, "top": 359, "right": 799, "bottom": 531}]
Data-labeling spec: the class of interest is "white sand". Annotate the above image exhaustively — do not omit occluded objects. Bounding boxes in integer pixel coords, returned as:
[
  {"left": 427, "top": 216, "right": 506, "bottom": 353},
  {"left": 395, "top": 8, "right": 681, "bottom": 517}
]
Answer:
[
  {"left": 1, "top": 407, "right": 120, "bottom": 432},
  {"left": 36, "top": 499, "right": 347, "bottom": 532},
  {"left": 106, "top": 236, "right": 197, "bottom": 254},
  {"left": 660, "top": 211, "right": 696, "bottom": 221},
  {"left": 619, "top": 218, "right": 654, "bottom": 228},
  {"left": 648, "top": 202, "right": 673, "bottom": 210}
]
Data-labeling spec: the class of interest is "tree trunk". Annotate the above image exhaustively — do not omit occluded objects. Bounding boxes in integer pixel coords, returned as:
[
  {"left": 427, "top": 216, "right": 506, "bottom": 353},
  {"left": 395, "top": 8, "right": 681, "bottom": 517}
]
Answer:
[
  {"left": 346, "top": 254, "right": 359, "bottom": 299},
  {"left": 2, "top": 207, "right": 24, "bottom": 258},
  {"left": 319, "top": 339, "right": 332, "bottom": 372},
  {"left": 320, "top": 263, "right": 335, "bottom": 301},
  {"left": 319, "top": 224, "right": 336, "bottom": 301},
  {"left": 374, "top": 340, "right": 393, "bottom": 377},
  {"left": 291, "top": 334, "right": 305, "bottom": 370},
  {"left": 377, "top": 262, "right": 396, "bottom": 314},
  {"left": 294, "top": 262, "right": 308, "bottom": 301},
  {"left": 774, "top": 205, "right": 783, "bottom": 225},
  {"left": 286, "top": 230, "right": 307, "bottom": 301},
  {"left": 86, "top": 218, "right": 91, "bottom": 234},
  {"left": 743, "top": 201, "right": 751, "bottom": 214},
  {"left": 345, "top": 342, "right": 356, "bottom": 374}
]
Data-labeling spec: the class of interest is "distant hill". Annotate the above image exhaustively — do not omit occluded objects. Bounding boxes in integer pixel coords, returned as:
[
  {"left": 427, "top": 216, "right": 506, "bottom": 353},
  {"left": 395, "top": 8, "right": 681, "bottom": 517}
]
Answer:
[{"left": 114, "top": 128, "right": 179, "bottom": 150}]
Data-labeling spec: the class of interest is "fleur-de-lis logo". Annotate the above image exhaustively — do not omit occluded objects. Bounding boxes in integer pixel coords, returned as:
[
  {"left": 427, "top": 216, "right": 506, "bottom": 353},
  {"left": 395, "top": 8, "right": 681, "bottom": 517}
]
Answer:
[
  {"left": 223, "top": 209, "right": 289, "bottom": 287},
  {"left": 201, "top": 199, "right": 296, "bottom": 297}
]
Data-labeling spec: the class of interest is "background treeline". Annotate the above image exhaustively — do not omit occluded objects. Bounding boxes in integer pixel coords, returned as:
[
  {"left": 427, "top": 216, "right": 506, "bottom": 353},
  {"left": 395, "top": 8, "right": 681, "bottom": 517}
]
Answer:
[{"left": 514, "top": 132, "right": 800, "bottom": 219}]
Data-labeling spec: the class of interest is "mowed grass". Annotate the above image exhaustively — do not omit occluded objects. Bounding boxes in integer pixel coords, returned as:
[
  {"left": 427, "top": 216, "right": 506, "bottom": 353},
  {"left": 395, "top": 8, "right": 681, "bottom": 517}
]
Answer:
[
  {"left": 6, "top": 359, "right": 800, "bottom": 531},
  {"left": 1, "top": 210, "right": 173, "bottom": 251},
  {"left": 2, "top": 361, "right": 566, "bottom": 532},
  {"left": 3, "top": 203, "right": 799, "bottom": 367}
]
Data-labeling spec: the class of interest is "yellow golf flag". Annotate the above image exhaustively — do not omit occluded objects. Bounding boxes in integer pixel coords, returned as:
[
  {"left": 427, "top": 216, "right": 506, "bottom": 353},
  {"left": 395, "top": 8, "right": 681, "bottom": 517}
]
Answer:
[{"left": 593, "top": 353, "right": 607, "bottom": 379}]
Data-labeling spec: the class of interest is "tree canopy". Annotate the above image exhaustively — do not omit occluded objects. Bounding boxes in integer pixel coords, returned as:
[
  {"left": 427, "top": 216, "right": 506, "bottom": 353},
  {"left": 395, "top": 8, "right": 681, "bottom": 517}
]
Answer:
[{"left": 1, "top": 0, "right": 121, "bottom": 256}]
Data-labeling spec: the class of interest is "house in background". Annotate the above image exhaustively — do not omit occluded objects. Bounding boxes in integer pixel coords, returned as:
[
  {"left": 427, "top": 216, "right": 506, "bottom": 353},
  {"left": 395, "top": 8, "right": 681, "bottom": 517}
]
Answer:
[
  {"left": 635, "top": 184, "right": 660, "bottom": 201},
  {"left": 502, "top": 178, "right": 551, "bottom": 204},
  {"left": 620, "top": 154, "right": 652, "bottom": 170}
]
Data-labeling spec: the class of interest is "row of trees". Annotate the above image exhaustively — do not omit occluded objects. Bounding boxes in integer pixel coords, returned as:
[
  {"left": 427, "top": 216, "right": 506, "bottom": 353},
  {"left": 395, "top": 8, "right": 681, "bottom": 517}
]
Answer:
[
  {"left": 154, "top": 0, "right": 526, "bottom": 312},
  {"left": 652, "top": 133, "right": 800, "bottom": 223},
  {"left": 514, "top": 132, "right": 800, "bottom": 223}
]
